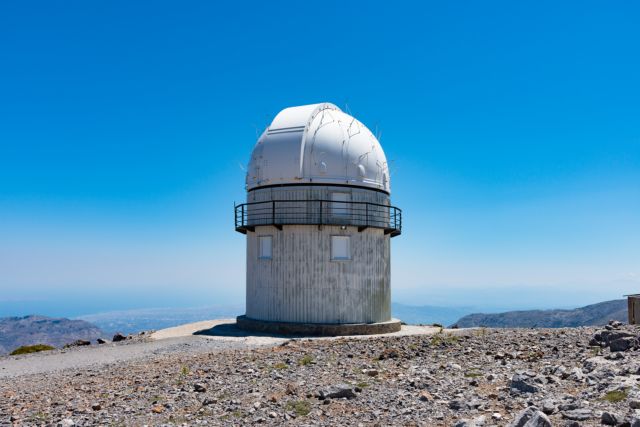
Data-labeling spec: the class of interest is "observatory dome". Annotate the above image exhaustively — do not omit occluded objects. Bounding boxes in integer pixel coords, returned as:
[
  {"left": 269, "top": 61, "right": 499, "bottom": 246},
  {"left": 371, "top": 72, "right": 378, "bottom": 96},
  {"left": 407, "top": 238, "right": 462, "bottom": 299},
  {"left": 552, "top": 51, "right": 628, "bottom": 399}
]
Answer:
[{"left": 246, "top": 103, "right": 390, "bottom": 193}]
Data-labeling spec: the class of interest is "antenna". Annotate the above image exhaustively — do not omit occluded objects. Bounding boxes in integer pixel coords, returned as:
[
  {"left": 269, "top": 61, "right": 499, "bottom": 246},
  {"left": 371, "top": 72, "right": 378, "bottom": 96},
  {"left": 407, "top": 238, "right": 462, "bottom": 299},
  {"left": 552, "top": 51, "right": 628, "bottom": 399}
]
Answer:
[
  {"left": 251, "top": 123, "right": 260, "bottom": 139},
  {"left": 388, "top": 159, "right": 397, "bottom": 177},
  {"left": 374, "top": 123, "right": 382, "bottom": 141},
  {"left": 344, "top": 101, "right": 352, "bottom": 116}
]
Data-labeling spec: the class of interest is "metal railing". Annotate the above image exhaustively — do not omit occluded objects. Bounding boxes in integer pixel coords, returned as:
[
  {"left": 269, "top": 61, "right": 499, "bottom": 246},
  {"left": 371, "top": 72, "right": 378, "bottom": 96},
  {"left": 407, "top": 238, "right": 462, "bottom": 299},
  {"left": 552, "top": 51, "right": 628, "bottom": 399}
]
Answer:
[{"left": 234, "top": 199, "right": 402, "bottom": 237}]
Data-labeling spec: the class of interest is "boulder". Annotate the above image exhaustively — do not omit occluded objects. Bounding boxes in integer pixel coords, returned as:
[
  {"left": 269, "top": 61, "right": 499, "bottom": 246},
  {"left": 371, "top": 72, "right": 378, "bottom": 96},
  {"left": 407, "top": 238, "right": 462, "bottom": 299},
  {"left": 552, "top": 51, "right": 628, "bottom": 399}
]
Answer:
[
  {"left": 601, "top": 412, "right": 622, "bottom": 426},
  {"left": 609, "top": 337, "right": 638, "bottom": 352},
  {"left": 507, "top": 406, "right": 552, "bottom": 427},
  {"left": 112, "top": 333, "right": 127, "bottom": 342}
]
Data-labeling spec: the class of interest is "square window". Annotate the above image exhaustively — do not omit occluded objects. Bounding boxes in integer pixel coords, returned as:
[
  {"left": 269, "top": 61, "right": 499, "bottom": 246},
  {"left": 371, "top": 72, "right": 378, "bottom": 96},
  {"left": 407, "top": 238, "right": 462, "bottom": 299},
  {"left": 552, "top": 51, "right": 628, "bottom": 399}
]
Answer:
[
  {"left": 258, "top": 235, "right": 272, "bottom": 259},
  {"left": 331, "top": 235, "right": 350, "bottom": 260}
]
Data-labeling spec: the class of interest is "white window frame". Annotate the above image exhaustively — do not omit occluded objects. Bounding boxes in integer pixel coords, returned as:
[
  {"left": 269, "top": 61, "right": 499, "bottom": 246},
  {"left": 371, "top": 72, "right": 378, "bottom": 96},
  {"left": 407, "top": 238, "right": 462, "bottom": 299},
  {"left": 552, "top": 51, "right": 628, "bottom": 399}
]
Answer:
[
  {"left": 331, "top": 235, "right": 351, "bottom": 261},
  {"left": 258, "top": 235, "right": 272, "bottom": 260}
]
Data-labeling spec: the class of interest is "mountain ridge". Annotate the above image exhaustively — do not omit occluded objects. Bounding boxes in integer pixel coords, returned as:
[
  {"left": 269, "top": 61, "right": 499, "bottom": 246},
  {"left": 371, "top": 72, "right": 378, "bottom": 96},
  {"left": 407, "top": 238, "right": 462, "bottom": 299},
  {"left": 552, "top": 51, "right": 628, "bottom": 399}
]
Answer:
[
  {"left": 0, "top": 315, "right": 103, "bottom": 355},
  {"left": 452, "top": 299, "right": 628, "bottom": 328}
]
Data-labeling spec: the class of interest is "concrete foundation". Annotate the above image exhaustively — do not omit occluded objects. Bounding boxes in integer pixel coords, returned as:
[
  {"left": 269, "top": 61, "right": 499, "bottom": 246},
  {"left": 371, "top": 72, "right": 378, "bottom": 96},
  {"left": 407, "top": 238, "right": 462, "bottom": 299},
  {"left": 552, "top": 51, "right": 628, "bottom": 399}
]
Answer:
[{"left": 236, "top": 315, "right": 402, "bottom": 336}]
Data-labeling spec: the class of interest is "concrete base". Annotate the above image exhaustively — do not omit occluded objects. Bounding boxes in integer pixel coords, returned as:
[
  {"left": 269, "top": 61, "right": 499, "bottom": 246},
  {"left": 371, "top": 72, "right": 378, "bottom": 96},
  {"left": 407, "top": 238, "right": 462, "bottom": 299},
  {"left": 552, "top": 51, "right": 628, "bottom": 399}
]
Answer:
[{"left": 236, "top": 315, "right": 402, "bottom": 336}]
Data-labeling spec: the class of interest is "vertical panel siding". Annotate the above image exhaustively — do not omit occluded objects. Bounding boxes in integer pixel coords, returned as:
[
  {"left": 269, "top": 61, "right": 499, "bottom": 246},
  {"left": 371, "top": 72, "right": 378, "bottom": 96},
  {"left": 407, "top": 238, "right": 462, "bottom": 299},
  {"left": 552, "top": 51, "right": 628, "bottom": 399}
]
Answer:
[{"left": 246, "top": 224, "right": 391, "bottom": 324}]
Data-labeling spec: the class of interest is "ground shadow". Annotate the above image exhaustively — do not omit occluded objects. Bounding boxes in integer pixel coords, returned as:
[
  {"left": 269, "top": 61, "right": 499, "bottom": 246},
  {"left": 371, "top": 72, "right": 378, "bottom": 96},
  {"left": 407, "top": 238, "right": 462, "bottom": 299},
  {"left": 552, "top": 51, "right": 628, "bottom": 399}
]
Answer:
[{"left": 192, "top": 322, "right": 308, "bottom": 339}]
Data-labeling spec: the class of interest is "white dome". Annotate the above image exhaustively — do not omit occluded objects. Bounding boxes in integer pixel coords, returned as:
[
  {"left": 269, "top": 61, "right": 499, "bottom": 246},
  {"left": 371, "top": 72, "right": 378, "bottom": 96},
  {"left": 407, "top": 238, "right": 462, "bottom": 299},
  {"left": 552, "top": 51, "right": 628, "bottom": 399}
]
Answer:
[{"left": 246, "top": 103, "right": 390, "bottom": 193}]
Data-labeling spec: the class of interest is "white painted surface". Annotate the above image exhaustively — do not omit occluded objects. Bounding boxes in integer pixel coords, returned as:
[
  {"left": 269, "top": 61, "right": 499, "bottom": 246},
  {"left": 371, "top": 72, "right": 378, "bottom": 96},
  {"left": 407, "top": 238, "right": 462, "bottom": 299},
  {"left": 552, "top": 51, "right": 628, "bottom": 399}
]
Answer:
[{"left": 246, "top": 103, "right": 390, "bottom": 193}]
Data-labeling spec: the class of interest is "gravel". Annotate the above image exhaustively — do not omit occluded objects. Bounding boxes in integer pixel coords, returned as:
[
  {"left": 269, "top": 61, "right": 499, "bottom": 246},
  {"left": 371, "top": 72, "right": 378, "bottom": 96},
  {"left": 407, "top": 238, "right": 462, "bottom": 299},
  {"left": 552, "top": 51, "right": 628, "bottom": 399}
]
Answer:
[{"left": 1, "top": 321, "right": 640, "bottom": 426}]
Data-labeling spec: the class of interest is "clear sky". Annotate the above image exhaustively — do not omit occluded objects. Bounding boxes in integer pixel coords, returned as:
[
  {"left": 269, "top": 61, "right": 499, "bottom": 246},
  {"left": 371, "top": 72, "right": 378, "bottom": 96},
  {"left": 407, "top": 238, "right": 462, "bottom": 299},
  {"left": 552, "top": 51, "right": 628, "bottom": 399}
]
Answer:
[{"left": 1, "top": 1, "right": 638, "bottom": 317}]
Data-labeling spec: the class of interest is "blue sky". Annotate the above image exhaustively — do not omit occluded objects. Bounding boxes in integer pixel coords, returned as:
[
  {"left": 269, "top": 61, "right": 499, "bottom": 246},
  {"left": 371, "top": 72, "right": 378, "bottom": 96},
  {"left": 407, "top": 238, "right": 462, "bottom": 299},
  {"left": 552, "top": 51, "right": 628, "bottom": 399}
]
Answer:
[{"left": 0, "top": 1, "right": 638, "bottom": 317}]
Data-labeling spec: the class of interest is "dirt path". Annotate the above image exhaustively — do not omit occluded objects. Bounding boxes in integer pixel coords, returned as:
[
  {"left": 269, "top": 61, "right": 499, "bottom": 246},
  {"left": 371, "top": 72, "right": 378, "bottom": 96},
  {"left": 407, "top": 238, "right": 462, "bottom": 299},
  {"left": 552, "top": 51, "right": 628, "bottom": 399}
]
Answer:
[{"left": 0, "top": 318, "right": 441, "bottom": 379}]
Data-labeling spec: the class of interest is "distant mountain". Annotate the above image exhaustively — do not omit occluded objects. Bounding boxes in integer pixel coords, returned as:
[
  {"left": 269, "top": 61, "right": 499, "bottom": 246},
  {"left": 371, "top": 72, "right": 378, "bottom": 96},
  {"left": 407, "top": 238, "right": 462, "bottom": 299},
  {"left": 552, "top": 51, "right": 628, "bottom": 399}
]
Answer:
[
  {"left": 0, "top": 315, "right": 103, "bottom": 355},
  {"left": 392, "top": 303, "right": 474, "bottom": 326},
  {"left": 452, "top": 299, "right": 628, "bottom": 328}
]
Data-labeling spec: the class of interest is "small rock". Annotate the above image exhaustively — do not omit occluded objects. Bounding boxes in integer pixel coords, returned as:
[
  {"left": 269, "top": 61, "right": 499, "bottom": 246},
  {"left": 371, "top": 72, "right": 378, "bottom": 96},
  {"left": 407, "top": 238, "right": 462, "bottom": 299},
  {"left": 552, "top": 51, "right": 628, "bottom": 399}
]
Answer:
[
  {"left": 285, "top": 382, "right": 297, "bottom": 395},
  {"left": 194, "top": 383, "right": 206, "bottom": 393},
  {"left": 418, "top": 390, "right": 433, "bottom": 402},
  {"left": 562, "top": 408, "right": 593, "bottom": 421},
  {"left": 510, "top": 374, "right": 541, "bottom": 393},
  {"left": 492, "top": 413, "right": 502, "bottom": 420},
  {"left": 606, "top": 352, "right": 625, "bottom": 360},
  {"left": 541, "top": 400, "right": 556, "bottom": 415},
  {"left": 473, "top": 415, "right": 486, "bottom": 426},
  {"left": 601, "top": 412, "right": 621, "bottom": 425},
  {"left": 112, "top": 333, "right": 127, "bottom": 342},
  {"left": 58, "top": 419, "right": 75, "bottom": 427},
  {"left": 377, "top": 348, "right": 399, "bottom": 360},
  {"left": 96, "top": 338, "right": 107, "bottom": 344},
  {"left": 268, "top": 411, "right": 277, "bottom": 418},
  {"left": 364, "top": 369, "right": 379, "bottom": 377},
  {"left": 64, "top": 340, "right": 91, "bottom": 348},
  {"left": 318, "top": 384, "right": 356, "bottom": 400},
  {"left": 151, "top": 405, "right": 164, "bottom": 414},
  {"left": 91, "top": 403, "right": 101, "bottom": 411},
  {"left": 629, "top": 399, "right": 640, "bottom": 409},
  {"left": 569, "top": 367, "right": 584, "bottom": 381},
  {"left": 507, "top": 406, "right": 551, "bottom": 427},
  {"left": 631, "top": 417, "right": 640, "bottom": 427},
  {"left": 448, "top": 399, "right": 465, "bottom": 410},
  {"left": 202, "top": 397, "right": 217, "bottom": 405}
]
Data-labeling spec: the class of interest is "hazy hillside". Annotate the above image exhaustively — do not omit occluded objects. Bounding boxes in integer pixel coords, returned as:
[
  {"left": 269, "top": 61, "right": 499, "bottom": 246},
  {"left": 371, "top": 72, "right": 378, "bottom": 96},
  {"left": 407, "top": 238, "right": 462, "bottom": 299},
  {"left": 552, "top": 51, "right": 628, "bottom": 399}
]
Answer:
[
  {"left": 78, "top": 305, "right": 245, "bottom": 336},
  {"left": 0, "top": 315, "right": 103, "bottom": 355},
  {"left": 453, "top": 299, "right": 628, "bottom": 328}
]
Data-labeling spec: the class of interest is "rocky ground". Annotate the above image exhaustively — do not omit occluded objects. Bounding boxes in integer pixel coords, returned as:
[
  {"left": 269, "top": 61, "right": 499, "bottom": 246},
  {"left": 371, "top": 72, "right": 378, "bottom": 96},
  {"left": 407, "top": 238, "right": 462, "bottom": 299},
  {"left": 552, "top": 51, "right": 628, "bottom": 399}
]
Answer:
[{"left": 1, "top": 322, "right": 640, "bottom": 426}]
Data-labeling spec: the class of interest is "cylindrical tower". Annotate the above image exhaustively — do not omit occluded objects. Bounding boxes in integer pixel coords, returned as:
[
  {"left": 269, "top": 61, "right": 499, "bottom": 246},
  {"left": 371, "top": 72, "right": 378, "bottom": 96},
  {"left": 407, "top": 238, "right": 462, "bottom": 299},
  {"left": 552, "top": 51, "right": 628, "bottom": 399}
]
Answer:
[{"left": 235, "top": 103, "right": 402, "bottom": 335}]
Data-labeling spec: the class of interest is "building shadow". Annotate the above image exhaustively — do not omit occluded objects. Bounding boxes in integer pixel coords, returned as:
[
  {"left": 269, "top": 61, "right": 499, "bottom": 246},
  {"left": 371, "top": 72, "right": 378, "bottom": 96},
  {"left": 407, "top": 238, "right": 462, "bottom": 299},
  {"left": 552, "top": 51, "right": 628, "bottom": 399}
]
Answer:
[{"left": 192, "top": 322, "right": 301, "bottom": 339}]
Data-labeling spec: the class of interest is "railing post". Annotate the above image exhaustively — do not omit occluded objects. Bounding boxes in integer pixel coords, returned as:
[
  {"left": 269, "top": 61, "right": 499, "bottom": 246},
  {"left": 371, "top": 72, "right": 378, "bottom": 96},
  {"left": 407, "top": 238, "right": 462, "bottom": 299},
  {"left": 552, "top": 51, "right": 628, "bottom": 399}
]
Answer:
[
  {"left": 272, "top": 201, "right": 275, "bottom": 225},
  {"left": 241, "top": 204, "right": 245, "bottom": 226},
  {"left": 365, "top": 203, "right": 368, "bottom": 227}
]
